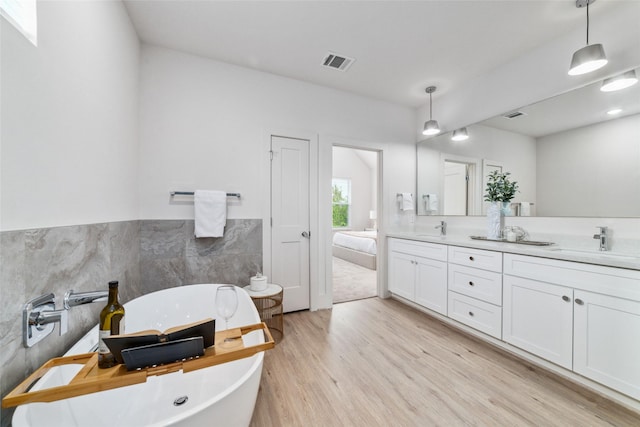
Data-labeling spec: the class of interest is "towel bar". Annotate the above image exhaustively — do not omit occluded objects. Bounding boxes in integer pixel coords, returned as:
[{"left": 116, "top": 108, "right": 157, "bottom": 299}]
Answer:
[{"left": 170, "top": 191, "right": 241, "bottom": 198}]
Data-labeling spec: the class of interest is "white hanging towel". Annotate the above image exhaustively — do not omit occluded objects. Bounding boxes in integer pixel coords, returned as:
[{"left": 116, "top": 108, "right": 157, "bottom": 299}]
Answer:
[
  {"left": 519, "top": 202, "right": 531, "bottom": 217},
  {"left": 194, "top": 190, "right": 227, "bottom": 238},
  {"left": 401, "top": 193, "right": 414, "bottom": 211},
  {"left": 426, "top": 194, "right": 439, "bottom": 211}
]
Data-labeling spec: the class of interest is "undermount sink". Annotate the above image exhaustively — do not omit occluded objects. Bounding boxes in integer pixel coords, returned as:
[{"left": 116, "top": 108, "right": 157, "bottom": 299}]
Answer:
[{"left": 550, "top": 248, "right": 639, "bottom": 260}]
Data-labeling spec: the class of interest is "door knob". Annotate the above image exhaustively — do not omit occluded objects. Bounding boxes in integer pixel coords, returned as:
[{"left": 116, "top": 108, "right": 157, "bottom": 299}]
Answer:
[{"left": 301, "top": 231, "right": 310, "bottom": 238}]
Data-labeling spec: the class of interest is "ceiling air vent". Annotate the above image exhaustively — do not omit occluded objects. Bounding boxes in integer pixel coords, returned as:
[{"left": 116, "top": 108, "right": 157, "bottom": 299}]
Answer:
[
  {"left": 322, "top": 52, "right": 355, "bottom": 72},
  {"left": 503, "top": 111, "right": 527, "bottom": 119}
]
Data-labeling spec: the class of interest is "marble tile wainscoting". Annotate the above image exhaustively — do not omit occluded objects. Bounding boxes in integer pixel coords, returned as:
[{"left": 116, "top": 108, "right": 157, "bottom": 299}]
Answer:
[
  {"left": 0, "top": 218, "right": 261, "bottom": 426},
  {"left": 139, "top": 219, "right": 263, "bottom": 293}
]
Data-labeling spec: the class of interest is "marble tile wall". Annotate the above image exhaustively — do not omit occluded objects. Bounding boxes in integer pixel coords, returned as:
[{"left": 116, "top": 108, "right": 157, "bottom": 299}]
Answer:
[
  {"left": 0, "top": 218, "right": 261, "bottom": 425},
  {"left": 139, "top": 219, "right": 263, "bottom": 293},
  {"left": 0, "top": 221, "right": 140, "bottom": 425}
]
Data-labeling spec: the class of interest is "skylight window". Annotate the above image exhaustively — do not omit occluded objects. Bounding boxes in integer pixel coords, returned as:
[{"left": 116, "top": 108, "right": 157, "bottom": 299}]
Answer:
[{"left": 1, "top": 0, "right": 37, "bottom": 46}]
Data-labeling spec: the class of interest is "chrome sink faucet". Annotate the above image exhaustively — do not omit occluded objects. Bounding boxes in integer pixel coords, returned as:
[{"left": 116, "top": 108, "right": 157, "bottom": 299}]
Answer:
[
  {"left": 593, "top": 226, "right": 608, "bottom": 251},
  {"left": 435, "top": 220, "right": 447, "bottom": 236}
]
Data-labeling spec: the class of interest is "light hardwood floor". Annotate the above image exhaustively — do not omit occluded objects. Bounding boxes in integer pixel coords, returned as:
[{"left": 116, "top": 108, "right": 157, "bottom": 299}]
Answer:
[{"left": 250, "top": 297, "right": 640, "bottom": 426}]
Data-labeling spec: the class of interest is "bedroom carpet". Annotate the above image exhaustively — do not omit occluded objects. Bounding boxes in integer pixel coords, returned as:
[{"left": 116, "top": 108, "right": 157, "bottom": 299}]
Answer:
[{"left": 332, "top": 256, "right": 377, "bottom": 303}]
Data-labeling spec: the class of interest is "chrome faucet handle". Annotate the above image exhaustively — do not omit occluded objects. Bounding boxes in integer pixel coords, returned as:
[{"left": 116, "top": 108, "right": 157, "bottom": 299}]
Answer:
[
  {"left": 595, "top": 226, "right": 608, "bottom": 234},
  {"left": 33, "top": 309, "right": 68, "bottom": 336},
  {"left": 23, "top": 293, "right": 68, "bottom": 347}
]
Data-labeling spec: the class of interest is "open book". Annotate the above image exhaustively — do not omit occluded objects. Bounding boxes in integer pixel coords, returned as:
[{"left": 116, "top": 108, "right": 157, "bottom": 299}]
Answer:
[{"left": 103, "top": 318, "right": 215, "bottom": 364}]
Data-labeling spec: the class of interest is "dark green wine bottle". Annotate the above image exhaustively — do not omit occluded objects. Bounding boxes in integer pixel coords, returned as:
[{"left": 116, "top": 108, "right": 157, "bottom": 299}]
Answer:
[{"left": 98, "top": 280, "right": 125, "bottom": 369}]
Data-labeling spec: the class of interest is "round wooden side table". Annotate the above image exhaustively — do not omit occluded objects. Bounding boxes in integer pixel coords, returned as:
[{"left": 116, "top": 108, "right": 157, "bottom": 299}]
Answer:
[{"left": 243, "top": 284, "right": 284, "bottom": 341}]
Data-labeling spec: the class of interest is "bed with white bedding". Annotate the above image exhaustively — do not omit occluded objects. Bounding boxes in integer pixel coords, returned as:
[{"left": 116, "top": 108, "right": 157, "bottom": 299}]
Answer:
[{"left": 332, "top": 230, "right": 377, "bottom": 270}]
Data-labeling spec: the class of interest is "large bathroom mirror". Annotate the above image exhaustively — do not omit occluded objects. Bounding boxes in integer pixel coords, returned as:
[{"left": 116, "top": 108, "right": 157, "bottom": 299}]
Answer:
[{"left": 417, "top": 66, "right": 640, "bottom": 217}]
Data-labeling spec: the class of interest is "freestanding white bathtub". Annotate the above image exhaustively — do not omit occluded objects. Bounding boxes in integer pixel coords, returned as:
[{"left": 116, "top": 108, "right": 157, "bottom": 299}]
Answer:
[{"left": 13, "top": 284, "right": 265, "bottom": 427}]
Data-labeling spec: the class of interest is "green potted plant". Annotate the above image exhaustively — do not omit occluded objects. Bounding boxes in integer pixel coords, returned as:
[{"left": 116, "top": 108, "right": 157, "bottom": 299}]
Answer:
[
  {"left": 484, "top": 171, "right": 518, "bottom": 239},
  {"left": 484, "top": 170, "right": 519, "bottom": 203}
]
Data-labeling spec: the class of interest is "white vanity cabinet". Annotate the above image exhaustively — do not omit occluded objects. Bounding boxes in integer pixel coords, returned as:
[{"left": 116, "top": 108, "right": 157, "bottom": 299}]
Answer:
[
  {"left": 502, "top": 275, "right": 573, "bottom": 369},
  {"left": 503, "top": 253, "right": 640, "bottom": 400},
  {"left": 574, "top": 290, "right": 640, "bottom": 400},
  {"left": 388, "top": 238, "right": 448, "bottom": 315},
  {"left": 448, "top": 246, "right": 503, "bottom": 339}
]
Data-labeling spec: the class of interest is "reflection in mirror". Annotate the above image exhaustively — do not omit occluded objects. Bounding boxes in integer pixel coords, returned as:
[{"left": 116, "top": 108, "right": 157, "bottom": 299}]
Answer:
[{"left": 417, "top": 66, "right": 640, "bottom": 218}]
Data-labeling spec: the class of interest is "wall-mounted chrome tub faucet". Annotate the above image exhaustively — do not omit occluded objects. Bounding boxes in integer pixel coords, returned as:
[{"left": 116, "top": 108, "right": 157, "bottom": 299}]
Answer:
[
  {"left": 593, "top": 226, "right": 609, "bottom": 251},
  {"left": 64, "top": 289, "right": 108, "bottom": 309}
]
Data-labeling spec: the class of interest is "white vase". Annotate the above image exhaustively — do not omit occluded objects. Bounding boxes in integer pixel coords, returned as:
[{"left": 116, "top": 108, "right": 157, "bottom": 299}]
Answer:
[{"left": 487, "top": 202, "right": 505, "bottom": 240}]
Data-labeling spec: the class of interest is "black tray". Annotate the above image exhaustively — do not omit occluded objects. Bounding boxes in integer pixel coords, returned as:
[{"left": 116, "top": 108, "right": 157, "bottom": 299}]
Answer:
[{"left": 121, "top": 337, "right": 205, "bottom": 370}]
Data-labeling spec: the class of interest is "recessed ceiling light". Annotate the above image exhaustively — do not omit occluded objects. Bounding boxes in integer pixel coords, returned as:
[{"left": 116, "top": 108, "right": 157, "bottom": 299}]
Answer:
[
  {"left": 600, "top": 70, "right": 638, "bottom": 92},
  {"left": 607, "top": 108, "right": 622, "bottom": 115}
]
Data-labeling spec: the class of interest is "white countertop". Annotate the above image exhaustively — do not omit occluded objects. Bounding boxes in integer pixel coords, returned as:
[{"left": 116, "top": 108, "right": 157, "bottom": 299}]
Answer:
[{"left": 386, "top": 232, "right": 640, "bottom": 271}]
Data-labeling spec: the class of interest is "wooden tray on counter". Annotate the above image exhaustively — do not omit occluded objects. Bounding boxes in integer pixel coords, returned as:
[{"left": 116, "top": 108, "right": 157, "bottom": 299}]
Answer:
[{"left": 2, "top": 323, "right": 274, "bottom": 408}]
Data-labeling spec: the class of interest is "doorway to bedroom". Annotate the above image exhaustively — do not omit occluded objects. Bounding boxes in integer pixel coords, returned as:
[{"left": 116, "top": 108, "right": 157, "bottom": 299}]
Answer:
[{"left": 332, "top": 146, "right": 379, "bottom": 304}]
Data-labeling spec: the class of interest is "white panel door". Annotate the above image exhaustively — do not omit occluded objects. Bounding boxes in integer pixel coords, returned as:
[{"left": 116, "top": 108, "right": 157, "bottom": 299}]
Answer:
[
  {"left": 443, "top": 161, "right": 467, "bottom": 215},
  {"left": 271, "top": 136, "right": 310, "bottom": 312},
  {"left": 503, "top": 275, "right": 574, "bottom": 369},
  {"left": 574, "top": 290, "right": 640, "bottom": 400}
]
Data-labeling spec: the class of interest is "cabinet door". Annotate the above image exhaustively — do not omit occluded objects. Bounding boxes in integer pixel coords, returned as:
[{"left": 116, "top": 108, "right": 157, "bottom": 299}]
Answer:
[
  {"left": 415, "top": 257, "right": 447, "bottom": 315},
  {"left": 574, "top": 290, "right": 640, "bottom": 400},
  {"left": 503, "top": 275, "right": 573, "bottom": 369},
  {"left": 388, "top": 251, "right": 416, "bottom": 301}
]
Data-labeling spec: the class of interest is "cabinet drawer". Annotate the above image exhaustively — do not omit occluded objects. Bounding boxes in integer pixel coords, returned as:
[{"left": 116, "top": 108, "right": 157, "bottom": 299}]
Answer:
[
  {"left": 448, "top": 264, "right": 502, "bottom": 305},
  {"left": 388, "top": 238, "right": 447, "bottom": 261},
  {"left": 448, "top": 291, "right": 502, "bottom": 339},
  {"left": 448, "top": 246, "right": 502, "bottom": 272},
  {"left": 504, "top": 254, "right": 640, "bottom": 300}
]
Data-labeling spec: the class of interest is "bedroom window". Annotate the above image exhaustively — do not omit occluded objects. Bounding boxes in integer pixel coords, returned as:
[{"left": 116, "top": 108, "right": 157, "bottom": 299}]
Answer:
[
  {"left": 1, "top": 0, "right": 38, "bottom": 46},
  {"left": 332, "top": 178, "right": 351, "bottom": 228}
]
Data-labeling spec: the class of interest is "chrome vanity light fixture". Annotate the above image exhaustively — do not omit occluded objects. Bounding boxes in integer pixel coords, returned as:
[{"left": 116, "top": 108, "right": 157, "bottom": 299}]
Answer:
[
  {"left": 600, "top": 70, "right": 638, "bottom": 92},
  {"left": 568, "top": 0, "right": 607, "bottom": 76},
  {"left": 451, "top": 127, "right": 469, "bottom": 141},
  {"left": 422, "top": 86, "right": 441, "bottom": 136}
]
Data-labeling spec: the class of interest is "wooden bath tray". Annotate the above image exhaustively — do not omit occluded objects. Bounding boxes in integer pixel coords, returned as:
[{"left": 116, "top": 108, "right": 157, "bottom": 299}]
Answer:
[{"left": 2, "top": 322, "right": 274, "bottom": 408}]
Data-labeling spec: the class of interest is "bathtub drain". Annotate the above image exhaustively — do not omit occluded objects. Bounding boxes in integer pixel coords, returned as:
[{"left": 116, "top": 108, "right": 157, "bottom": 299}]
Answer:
[{"left": 173, "top": 396, "right": 189, "bottom": 406}]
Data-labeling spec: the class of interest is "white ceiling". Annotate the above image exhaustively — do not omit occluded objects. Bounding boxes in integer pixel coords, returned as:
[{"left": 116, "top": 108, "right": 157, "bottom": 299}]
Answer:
[{"left": 122, "top": 0, "right": 625, "bottom": 108}]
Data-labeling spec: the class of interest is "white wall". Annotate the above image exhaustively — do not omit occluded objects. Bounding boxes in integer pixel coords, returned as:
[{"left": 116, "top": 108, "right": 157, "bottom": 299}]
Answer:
[
  {"left": 1, "top": 1, "right": 140, "bottom": 231},
  {"left": 138, "top": 45, "right": 415, "bottom": 225},
  {"left": 537, "top": 114, "right": 640, "bottom": 217},
  {"left": 332, "top": 147, "right": 375, "bottom": 231}
]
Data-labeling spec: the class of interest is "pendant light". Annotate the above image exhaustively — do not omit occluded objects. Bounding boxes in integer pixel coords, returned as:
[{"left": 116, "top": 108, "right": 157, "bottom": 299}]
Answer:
[
  {"left": 600, "top": 70, "right": 638, "bottom": 92},
  {"left": 422, "top": 86, "right": 440, "bottom": 136},
  {"left": 451, "top": 127, "right": 469, "bottom": 141},
  {"left": 568, "top": 0, "right": 607, "bottom": 76}
]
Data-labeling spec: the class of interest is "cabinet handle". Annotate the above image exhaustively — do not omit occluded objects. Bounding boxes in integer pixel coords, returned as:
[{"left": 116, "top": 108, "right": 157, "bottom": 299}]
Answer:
[
  {"left": 469, "top": 256, "right": 474, "bottom": 261},
  {"left": 468, "top": 311, "right": 474, "bottom": 317},
  {"left": 468, "top": 281, "right": 474, "bottom": 286},
  {"left": 562, "top": 295, "right": 570, "bottom": 302},
  {"left": 575, "top": 298, "right": 584, "bottom": 305}
]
